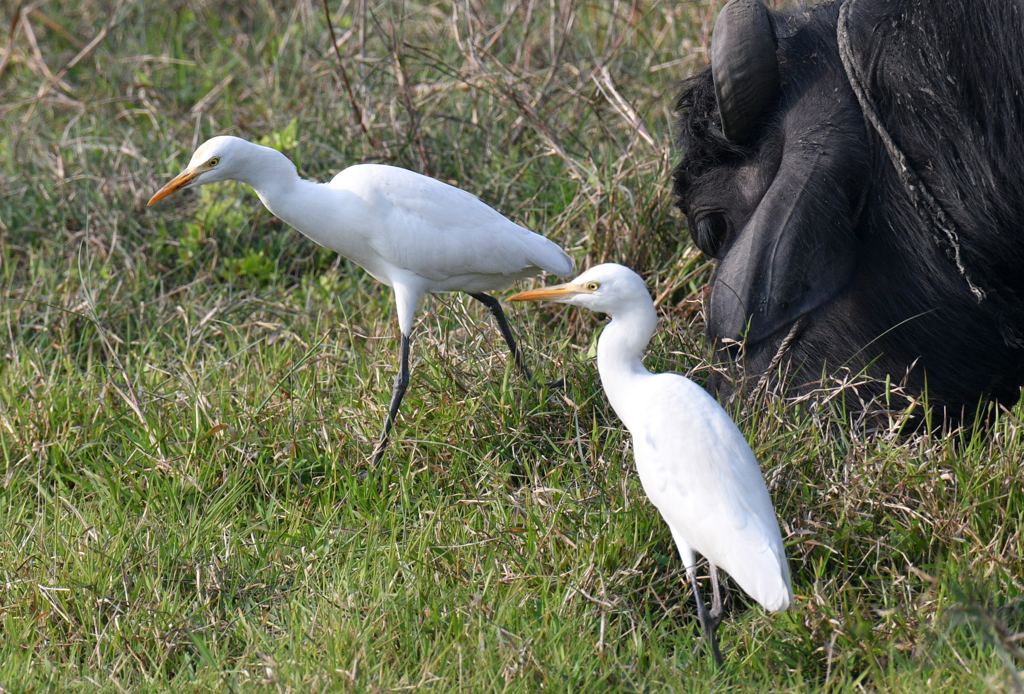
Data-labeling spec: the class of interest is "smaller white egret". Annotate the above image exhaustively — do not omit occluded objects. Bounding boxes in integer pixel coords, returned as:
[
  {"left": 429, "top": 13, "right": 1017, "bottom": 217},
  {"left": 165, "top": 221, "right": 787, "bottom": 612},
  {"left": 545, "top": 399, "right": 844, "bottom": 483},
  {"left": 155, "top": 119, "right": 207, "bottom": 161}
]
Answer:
[
  {"left": 510, "top": 263, "right": 792, "bottom": 666},
  {"left": 149, "top": 136, "right": 574, "bottom": 464}
]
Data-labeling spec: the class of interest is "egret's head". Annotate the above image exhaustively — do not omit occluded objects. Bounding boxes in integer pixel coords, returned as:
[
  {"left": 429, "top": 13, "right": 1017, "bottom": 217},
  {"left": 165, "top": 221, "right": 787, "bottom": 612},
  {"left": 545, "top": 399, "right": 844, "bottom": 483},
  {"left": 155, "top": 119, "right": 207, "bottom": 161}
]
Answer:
[
  {"left": 148, "top": 136, "right": 248, "bottom": 205},
  {"left": 509, "top": 263, "right": 652, "bottom": 316}
]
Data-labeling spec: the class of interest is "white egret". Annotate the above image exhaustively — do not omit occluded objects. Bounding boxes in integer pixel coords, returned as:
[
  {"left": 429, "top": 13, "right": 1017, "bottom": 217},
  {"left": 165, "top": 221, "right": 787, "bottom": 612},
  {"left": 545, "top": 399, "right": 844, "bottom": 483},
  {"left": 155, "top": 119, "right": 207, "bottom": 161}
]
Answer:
[
  {"left": 149, "top": 136, "right": 574, "bottom": 464},
  {"left": 510, "top": 263, "right": 791, "bottom": 666}
]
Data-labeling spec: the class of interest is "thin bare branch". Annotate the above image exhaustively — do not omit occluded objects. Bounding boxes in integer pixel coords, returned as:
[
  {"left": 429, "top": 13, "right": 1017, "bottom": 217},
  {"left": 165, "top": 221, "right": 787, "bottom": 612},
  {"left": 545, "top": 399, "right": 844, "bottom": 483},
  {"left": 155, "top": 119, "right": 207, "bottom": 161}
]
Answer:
[{"left": 322, "top": 0, "right": 379, "bottom": 149}]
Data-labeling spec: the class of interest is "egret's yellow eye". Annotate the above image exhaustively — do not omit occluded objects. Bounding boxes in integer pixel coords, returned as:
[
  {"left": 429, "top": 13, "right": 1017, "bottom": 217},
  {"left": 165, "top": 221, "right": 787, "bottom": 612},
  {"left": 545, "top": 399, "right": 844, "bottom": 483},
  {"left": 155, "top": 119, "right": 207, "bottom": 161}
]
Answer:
[
  {"left": 208, "top": 157, "right": 220, "bottom": 167},
  {"left": 586, "top": 282, "right": 599, "bottom": 291}
]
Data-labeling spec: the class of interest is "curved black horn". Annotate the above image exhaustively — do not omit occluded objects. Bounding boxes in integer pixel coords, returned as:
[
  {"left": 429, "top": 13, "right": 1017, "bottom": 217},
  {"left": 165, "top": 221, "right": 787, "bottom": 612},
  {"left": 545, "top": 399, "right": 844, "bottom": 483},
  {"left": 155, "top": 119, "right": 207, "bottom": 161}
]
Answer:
[{"left": 711, "top": 0, "right": 780, "bottom": 143}]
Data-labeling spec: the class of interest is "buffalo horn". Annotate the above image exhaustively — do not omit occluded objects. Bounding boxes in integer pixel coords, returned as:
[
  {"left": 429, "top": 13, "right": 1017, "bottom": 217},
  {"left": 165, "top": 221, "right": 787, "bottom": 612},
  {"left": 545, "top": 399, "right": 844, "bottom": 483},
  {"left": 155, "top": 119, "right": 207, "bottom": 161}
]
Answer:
[{"left": 711, "top": 0, "right": 780, "bottom": 143}]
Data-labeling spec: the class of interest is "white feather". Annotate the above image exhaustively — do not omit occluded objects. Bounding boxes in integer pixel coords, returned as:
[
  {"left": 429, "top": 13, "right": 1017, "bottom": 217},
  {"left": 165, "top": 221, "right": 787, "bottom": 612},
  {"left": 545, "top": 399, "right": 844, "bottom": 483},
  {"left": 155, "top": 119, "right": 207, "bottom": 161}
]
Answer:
[
  {"left": 159, "top": 136, "right": 573, "bottom": 334},
  {"left": 513, "top": 262, "right": 792, "bottom": 614}
]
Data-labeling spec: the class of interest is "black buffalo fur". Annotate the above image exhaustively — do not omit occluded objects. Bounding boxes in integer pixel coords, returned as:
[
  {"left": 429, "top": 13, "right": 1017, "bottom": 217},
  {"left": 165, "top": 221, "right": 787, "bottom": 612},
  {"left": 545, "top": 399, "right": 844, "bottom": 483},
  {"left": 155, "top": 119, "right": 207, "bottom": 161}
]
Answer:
[{"left": 673, "top": 0, "right": 1024, "bottom": 416}]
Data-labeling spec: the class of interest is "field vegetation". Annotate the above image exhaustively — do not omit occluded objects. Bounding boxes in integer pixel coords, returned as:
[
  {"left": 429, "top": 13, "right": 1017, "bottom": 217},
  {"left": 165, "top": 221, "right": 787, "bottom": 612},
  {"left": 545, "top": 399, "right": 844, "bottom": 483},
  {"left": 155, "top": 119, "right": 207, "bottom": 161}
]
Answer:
[{"left": 1, "top": 0, "right": 1022, "bottom": 691}]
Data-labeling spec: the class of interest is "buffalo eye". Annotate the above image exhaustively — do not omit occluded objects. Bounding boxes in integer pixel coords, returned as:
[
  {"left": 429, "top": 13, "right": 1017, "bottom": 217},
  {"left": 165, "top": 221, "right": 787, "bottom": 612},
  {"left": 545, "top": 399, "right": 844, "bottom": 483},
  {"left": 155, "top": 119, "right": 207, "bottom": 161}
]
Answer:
[{"left": 692, "top": 212, "right": 728, "bottom": 258}]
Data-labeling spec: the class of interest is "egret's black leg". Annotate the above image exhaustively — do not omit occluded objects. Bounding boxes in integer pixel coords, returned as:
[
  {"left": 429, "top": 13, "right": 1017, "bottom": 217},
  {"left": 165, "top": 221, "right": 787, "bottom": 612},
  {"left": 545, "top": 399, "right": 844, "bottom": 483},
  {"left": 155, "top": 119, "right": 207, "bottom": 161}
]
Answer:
[
  {"left": 372, "top": 333, "right": 410, "bottom": 466},
  {"left": 469, "top": 292, "right": 533, "bottom": 380},
  {"left": 687, "top": 564, "right": 724, "bottom": 668},
  {"left": 470, "top": 293, "right": 564, "bottom": 387}
]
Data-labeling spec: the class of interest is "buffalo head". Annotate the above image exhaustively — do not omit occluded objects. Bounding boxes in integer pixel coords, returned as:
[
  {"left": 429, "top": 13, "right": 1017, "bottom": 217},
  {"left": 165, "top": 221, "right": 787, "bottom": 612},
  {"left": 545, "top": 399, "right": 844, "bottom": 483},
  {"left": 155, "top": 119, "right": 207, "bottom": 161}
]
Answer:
[{"left": 674, "top": 0, "right": 1024, "bottom": 415}]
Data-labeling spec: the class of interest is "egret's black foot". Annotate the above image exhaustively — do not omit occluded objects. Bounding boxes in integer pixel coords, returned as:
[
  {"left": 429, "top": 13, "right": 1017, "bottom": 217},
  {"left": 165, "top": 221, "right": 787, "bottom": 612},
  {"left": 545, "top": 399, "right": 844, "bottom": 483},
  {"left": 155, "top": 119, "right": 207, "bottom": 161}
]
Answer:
[
  {"left": 542, "top": 376, "right": 564, "bottom": 389},
  {"left": 470, "top": 292, "right": 540, "bottom": 384},
  {"left": 705, "top": 563, "right": 726, "bottom": 667},
  {"left": 688, "top": 563, "right": 725, "bottom": 668},
  {"left": 371, "top": 411, "right": 395, "bottom": 467},
  {"left": 697, "top": 608, "right": 725, "bottom": 668},
  {"left": 370, "top": 439, "right": 389, "bottom": 467},
  {"left": 373, "top": 333, "right": 411, "bottom": 467}
]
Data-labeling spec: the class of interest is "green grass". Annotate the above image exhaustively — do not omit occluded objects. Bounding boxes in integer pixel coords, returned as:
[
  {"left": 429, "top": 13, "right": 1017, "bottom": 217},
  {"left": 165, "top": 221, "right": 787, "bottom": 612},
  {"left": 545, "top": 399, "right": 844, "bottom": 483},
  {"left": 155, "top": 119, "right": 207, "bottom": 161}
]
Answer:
[{"left": 1, "top": 0, "right": 1022, "bottom": 691}]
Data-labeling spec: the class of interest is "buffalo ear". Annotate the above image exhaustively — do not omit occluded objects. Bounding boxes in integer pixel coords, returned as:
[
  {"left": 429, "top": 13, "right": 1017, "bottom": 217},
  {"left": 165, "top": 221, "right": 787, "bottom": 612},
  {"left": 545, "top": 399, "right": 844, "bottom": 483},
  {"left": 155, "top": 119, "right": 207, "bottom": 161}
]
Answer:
[{"left": 711, "top": 0, "right": 781, "bottom": 143}]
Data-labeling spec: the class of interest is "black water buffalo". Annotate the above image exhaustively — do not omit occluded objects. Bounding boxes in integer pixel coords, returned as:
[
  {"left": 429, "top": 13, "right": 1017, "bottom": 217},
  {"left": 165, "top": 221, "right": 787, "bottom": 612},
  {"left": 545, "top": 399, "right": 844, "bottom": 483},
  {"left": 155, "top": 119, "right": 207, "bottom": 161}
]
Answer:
[{"left": 673, "top": 0, "right": 1024, "bottom": 416}]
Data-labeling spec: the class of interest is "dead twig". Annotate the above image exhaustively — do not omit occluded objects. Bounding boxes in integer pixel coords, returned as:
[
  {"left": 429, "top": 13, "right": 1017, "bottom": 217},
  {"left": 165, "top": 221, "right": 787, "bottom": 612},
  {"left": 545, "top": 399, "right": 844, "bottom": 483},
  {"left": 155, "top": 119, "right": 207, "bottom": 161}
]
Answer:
[
  {"left": 452, "top": 2, "right": 592, "bottom": 184},
  {"left": 21, "top": 5, "right": 75, "bottom": 94},
  {"left": 506, "top": 0, "right": 574, "bottom": 144},
  {"left": 0, "top": 0, "right": 24, "bottom": 84},
  {"left": 590, "top": 65, "right": 660, "bottom": 156},
  {"left": 30, "top": 8, "right": 86, "bottom": 49},
  {"left": 322, "top": 0, "right": 379, "bottom": 149},
  {"left": 16, "top": 0, "right": 132, "bottom": 134},
  {"left": 384, "top": 13, "right": 430, "bottom": 175}
]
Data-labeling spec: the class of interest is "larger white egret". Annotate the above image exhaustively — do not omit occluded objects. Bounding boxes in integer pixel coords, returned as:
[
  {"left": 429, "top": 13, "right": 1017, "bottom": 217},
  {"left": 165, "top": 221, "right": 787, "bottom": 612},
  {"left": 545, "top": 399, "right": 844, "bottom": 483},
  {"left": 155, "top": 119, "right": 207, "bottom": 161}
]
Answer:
[
  {"left": 149, "top": 136, "right": 574, "bottom": 464},
  {"left": 510, "top": 263, "right": 791, "bottom": 665}
]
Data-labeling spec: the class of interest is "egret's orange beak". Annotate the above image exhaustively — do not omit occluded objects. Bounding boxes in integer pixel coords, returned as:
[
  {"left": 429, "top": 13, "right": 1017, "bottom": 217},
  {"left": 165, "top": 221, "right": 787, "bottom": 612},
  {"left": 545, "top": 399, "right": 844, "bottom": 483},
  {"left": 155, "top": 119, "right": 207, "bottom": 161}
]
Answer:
[
  {"left": 509, "top": 282, "right": 590, "bottom": 302},
  {"left": 147, "top": 168, "right": 200, "bottom": 206}
]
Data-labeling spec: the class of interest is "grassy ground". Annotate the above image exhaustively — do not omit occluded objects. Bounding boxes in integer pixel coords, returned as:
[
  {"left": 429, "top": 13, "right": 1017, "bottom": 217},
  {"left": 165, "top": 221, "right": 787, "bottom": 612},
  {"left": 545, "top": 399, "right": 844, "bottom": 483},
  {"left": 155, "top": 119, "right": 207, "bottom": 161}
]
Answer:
[{"left": 1, "top": 0, "right": 1022, "bottom": 691}]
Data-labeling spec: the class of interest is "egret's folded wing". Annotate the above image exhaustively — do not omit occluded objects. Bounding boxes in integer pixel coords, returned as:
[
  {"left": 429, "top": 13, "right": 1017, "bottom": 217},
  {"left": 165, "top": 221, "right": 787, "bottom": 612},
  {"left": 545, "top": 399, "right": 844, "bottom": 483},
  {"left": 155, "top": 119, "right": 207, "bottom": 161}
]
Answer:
[
  {"left": 332, "top": 164, "right": 573, "bottom": 283},
  {"left": 632, "top": 374, "right": 792, "bottom": 611}
]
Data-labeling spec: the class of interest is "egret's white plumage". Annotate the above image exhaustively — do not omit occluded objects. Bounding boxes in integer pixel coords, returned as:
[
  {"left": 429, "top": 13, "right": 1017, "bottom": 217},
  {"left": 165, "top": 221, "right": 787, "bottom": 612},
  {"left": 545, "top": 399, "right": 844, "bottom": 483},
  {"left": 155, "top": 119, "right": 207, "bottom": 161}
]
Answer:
[
  {"left": 150, "top": 136, "right": 573, "bottom": 462},
  {"left": 510, "top": 263, "right": 791, "bottom": 664}
]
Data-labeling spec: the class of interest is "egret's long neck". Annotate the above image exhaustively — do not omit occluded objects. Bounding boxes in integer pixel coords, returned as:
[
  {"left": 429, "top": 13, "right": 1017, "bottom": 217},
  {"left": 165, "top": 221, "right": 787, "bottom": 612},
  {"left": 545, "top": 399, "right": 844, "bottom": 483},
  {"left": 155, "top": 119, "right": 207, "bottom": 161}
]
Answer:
[
  {"left": 235, "top": 144, "right": 355, "bottom": 254},
  {"left": 233, "top": 144, "right": 302, "bottom": 204},
  {"left": 596, "top": 300, "right": 658, "bottom": 427}
]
